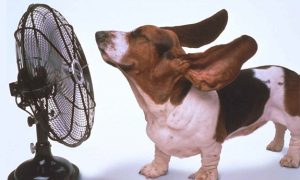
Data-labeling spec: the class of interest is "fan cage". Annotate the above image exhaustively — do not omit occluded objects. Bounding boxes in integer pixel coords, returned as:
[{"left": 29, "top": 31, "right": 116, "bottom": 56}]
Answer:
[{"left": 14, "top": 4, "right": 95, "bottom": 147}]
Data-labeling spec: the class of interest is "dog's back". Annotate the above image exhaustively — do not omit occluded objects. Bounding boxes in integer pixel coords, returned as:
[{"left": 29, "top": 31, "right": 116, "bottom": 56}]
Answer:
[{"left": 215, "top": 66, "right": 300, "bottom": 141}]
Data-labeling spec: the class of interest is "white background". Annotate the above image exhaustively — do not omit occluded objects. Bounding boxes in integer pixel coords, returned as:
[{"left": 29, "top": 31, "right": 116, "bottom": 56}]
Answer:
[{"left": 1, "top": 0, "right": 300, "bottom": 180}]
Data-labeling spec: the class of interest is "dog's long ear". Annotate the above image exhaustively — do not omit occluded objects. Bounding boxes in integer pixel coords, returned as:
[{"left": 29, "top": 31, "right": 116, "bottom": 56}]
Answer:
[
  {"left": 175, "top": 35, "right": 258, "bottom": 91},
  {"left": 162, "top": 9, "right": 228, "bottom": 48}
]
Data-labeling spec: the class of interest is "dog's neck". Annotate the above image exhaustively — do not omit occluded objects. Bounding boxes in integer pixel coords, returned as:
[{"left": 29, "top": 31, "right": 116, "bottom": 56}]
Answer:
[
  {"left": 126, "top": 74, "right": 220, "bottom": 133},
  {"left": 125, "top": 75, "right": 175, "bottom": 123}
]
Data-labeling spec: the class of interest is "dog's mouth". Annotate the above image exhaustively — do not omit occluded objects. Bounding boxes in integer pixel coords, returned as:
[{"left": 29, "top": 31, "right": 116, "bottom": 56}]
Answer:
[
  {"left": 100, "top": 52, "right": 118, "bottom": 68},
  {"left": 99, "top": 48, "right": 111, "bottom": 62},
  {"left": 97, "top": 46, "right": 114, "bottom": 64}
]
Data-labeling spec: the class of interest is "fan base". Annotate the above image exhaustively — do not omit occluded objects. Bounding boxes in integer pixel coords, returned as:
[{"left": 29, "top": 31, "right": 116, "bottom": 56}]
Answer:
[{"left": 8, "top": 155, "right": 79, "bottom": 180}]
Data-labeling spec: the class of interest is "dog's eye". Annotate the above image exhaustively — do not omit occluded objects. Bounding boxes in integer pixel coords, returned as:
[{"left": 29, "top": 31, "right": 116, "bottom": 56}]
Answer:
[
  {"left": 154, "top": 36, "right": 173, "bottom": 56},
  {"left": 130, "top": 29, "right": 149, "bottom": 41}
]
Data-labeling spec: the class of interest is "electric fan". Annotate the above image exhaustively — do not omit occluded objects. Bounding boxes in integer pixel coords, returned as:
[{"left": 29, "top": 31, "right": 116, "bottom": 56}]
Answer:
[{"left": 8, "top": 4, "right": 96, "bottom": 180}]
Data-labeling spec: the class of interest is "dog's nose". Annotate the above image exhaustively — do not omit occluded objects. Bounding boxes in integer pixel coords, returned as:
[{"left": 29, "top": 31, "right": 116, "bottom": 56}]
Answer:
[{"left": 95, "top": 31, "right": 109, "bottom": 44}]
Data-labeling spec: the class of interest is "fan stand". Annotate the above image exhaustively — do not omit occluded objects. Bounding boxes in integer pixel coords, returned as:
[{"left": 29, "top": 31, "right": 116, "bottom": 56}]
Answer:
[{"left": 8, "top": 116, "right": 79, "bottom": 180}]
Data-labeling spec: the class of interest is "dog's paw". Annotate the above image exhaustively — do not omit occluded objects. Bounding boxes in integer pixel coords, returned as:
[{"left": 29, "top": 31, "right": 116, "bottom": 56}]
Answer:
[
  {"left": 280, "top": 155, "right": 300, "bottom": 168},
  {"left": 266, "top": 140, "right": 284, "bottom": 152},
  {"left": 188, "top": 169, "right": 218, "bottom": 180},
  {"left": 139, "top": 162, "right": 168, "bottom": 178}
]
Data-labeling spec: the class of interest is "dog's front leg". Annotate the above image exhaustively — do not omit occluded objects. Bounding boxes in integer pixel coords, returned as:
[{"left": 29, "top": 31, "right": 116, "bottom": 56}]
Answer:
[
  {"left": 139, "top": 146, "right": 171, "bottom": 178},
  {"left": 189, "top": 142, "right": 222, "bottom": 180}
]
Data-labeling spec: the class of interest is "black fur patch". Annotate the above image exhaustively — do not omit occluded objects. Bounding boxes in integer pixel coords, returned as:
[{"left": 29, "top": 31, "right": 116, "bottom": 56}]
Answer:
[{"left": 215, "top": 69, "right": 270, "bottom": 141}]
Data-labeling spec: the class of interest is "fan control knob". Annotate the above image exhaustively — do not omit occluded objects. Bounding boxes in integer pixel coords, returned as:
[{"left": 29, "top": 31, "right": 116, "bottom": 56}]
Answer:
[
  {"left": 30, "top": 143, "right": 36, "bottom": 154},
  {"left": 27, "top": 117, "right": 36, "bottom": 127}
]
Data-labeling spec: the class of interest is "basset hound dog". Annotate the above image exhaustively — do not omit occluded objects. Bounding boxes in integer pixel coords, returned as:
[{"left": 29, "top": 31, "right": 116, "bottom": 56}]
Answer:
[{"left": 95, "top": 9, "right": 300, "bottom": 180}]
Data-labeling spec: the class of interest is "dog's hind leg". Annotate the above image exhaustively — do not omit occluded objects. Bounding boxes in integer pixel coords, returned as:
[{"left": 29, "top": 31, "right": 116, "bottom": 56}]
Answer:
[
  {"left": 280, "top": 119, "right": 300, "bottom": 168},
  {"left": 139, "top": 146, "right": 171, "bottom": 178},
  {"left": 267, "top": 122, "right": 287, "bottom": 152},
  {"left": 280, "top": 131, "right": 300, "bottom": 168}
]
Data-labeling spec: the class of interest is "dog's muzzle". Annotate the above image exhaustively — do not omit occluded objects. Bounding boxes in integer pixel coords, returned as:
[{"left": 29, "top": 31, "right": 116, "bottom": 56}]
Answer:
[{"left": 95, "top": 31, "right": 110, "bottom": 50}]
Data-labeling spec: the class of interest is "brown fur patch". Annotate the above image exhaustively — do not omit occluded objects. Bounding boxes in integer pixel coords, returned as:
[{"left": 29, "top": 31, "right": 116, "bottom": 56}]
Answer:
[
  {"left": 162, "top": 9, "right": 228, "bottom": 48},
  {"left": 228, "top": 121, "right": 267, "bottom": 138},
  {"left": 214, "top": 110, "right": 227, "bottom": 142},
  {"left": 284, "top": 68, "right": 300, "bottom": 117},
  {"left": 170, "top": 78, "right": 192, "bottom": 105},
  {"left": 180, "top": 35, "right": 257, "bottom": 91}
]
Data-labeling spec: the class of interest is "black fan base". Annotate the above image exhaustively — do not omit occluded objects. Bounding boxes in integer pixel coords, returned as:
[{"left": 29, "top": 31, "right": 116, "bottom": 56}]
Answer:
[{"left": 8, "top": 155, "right": 79, "bottom": 180}]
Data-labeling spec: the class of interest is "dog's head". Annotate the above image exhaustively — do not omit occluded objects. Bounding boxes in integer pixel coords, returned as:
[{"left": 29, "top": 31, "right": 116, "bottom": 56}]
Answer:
[{"left": 96, "top": 10, "right": 257, "bottom": 104}]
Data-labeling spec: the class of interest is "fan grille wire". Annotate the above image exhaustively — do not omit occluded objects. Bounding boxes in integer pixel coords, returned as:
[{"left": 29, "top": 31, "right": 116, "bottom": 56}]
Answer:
[{"left": 14, "top": 4, "right": 95, "bottom": 147}]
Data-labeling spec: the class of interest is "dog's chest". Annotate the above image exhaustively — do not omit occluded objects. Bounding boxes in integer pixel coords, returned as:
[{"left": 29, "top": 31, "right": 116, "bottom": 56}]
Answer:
[
  {"left": 144, "top": 88, "right": 220, "bottom": 157},
  {"left": 146, "top": 125, "right": 202, "bottom": 157}
]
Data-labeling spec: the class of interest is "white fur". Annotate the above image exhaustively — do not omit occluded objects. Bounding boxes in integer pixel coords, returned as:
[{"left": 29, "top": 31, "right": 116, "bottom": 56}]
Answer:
[
  {"left": 105, "top": 31, "right": 128, "bottom": 64},
  {"left": 254, "top": 67, "right": 300, "bottom": 133},
  {"left": 254, "top": 66, "right": 287, "bottom": 124}
]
